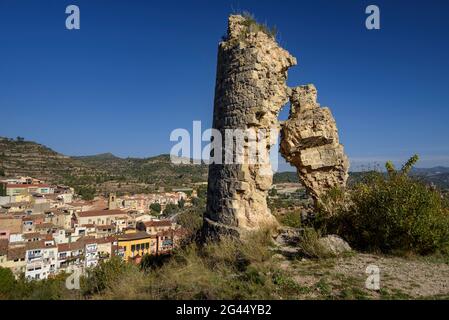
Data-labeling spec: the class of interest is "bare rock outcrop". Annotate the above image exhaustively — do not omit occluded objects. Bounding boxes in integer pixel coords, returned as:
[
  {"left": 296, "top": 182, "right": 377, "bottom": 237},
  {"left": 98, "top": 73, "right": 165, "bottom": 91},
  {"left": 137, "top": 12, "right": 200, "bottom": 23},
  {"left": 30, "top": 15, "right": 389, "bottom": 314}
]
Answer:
[
  {"left": 204, "top": 15, "right": 296, "bottom": 237},
  {"left": 204, "top": 15, "right": 349, "bottom": 238},
  {"left": 280, "top": 85, "right": 349, "bottom": 204}
]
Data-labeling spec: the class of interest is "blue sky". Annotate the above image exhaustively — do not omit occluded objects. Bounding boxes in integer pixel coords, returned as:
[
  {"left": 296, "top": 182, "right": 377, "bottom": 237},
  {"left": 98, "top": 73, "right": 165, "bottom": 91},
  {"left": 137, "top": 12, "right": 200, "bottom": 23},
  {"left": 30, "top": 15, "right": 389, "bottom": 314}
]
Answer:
[{"left": 1, "top": 0, "right": 449, "bottom": 170}]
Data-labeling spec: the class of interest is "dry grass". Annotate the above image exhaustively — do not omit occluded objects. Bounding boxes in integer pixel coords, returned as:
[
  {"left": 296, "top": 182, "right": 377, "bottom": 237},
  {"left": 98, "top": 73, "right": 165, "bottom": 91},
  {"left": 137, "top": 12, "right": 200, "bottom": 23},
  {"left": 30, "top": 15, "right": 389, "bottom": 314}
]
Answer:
[
  {"left": 87, "top": 229, "right": 280, "bottom": 300},
  {"left": 298, "top": 228, "right": 335, "bottom": 259}
]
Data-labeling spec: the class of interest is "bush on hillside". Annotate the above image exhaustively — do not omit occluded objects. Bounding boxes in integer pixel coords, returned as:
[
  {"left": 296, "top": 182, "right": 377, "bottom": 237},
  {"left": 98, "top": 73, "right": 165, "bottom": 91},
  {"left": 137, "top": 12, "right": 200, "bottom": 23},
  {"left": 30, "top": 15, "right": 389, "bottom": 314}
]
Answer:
[
  {"left": 323, "top": 155, "right": 449, "bottom": 255},
  {"left": 81, "top": 256, "right": 137, "bottom": 296},
  {"left": 0, "top": 269, "right": 73, "bottom": 300},
  {"left": 81, "top": 230, "right": 289, "bottom": 300}
]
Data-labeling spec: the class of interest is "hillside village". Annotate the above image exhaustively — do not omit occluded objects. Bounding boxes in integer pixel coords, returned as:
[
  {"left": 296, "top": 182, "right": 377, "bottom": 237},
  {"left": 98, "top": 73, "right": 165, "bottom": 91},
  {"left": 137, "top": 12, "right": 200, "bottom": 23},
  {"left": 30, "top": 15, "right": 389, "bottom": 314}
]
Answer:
[{"left": 0, "top": 175, "right": 189, "bottom": 280}]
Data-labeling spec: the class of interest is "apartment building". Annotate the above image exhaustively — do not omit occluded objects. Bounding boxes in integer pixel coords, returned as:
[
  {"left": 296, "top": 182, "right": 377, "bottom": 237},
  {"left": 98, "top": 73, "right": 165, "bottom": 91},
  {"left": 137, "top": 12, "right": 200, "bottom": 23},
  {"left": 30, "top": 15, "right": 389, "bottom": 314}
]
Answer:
[
  {"left": 117, "top": 231, "right": 158, "bottom": 263},
  {"left": 73, "top": 209, "right": 128, "bottom": 226},
  {"left": 25, "top": 240, "right": 58, "bottom": 280}
]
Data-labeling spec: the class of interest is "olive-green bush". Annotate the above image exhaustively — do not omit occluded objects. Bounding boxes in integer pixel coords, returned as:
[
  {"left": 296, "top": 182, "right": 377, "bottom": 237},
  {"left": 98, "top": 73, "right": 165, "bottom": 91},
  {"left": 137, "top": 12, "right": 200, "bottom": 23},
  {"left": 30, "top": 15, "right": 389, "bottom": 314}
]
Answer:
[{"left": 324, "top": 155, "right": 449, "bottom": 254}]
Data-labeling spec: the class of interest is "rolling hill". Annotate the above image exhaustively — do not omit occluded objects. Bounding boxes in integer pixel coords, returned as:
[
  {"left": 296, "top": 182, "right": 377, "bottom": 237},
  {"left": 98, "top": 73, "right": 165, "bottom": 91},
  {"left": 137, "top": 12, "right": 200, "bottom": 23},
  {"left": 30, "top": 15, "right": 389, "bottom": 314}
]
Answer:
[{"left": 1, "top": 137, "right": 448, "bottom": 193}]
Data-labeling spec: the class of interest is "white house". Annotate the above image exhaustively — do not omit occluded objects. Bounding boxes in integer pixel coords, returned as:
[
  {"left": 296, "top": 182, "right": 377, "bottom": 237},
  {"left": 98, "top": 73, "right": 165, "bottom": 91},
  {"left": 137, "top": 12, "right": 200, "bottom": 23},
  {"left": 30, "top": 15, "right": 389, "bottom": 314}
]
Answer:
[{"left": 25, "top": 240, "right": 58, "bottom": 280}]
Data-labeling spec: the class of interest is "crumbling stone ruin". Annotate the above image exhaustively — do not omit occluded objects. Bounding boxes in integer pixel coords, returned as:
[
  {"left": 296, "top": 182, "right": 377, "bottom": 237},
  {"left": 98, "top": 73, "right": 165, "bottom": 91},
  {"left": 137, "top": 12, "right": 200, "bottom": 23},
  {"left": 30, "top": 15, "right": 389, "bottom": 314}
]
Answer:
[
  {"left": 280, "top": 85, "right": 349, "bottom": 205},
  {"left": 204, "top": 14, "right": 349, "bottom": 238}
]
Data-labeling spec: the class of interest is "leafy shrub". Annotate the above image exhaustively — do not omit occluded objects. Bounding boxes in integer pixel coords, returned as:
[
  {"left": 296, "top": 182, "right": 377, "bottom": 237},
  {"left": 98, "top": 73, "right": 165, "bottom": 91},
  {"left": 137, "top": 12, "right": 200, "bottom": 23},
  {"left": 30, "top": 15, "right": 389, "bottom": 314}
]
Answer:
[
  {"left": 0, "top": 270, "right": 72, "bottom": 300},
  {"left": 76, "top": 185, "right": 96, "bottom": 200},
  {"left": 277, "top": 210, "right": 302, "bottom": 228},
  {"left": 81, "top": 256, "right": 137, "bottom": 295},
  {"left": 176, "top": 208, "right": 203, "bottom": 240},
  {"left": 149, "top": 202, "right": 161, "bottom": 214},
  {"left": 84, "top": 230, "right": 281, "bottom": 300},
  {"left": 0, "top": 267, "right": 15, "bottom": 299},
  {"left": 163, "top": 203, "right": 178, "bottom": 215},
  {"left": 298, "top": 228, "right": 335, "bottom": 259},
  {"left": 325, "top": 155, "right": 449, "bottom": 254}
]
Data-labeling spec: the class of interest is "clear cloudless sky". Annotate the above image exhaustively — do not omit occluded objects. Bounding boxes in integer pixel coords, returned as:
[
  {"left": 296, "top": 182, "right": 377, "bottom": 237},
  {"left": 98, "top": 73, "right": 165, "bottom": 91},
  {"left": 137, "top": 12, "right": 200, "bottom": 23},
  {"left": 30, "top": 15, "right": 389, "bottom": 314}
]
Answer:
[{"left": 1, "top": 0, "right": 449, "bottom": 170}]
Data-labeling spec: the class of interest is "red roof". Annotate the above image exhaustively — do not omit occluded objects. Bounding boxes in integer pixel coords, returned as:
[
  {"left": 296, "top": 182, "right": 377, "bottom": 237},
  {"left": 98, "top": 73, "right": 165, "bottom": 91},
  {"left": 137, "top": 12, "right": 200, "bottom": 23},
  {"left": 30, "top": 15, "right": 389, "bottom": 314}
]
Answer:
[
  {"left": 6, "top": 184, "right": 50, "bottom": 188},
  {"left": 118, "top": 232, "right": 155, "bottom": 241},
  {"left": 143, "top": 220, "right": 172, "bottom": 227},
  {"left": 77, "top": 209, "right": 125, "bottom": 218},
  {"left": 58, "top": 241, "right": 84, "bottom": 252}
]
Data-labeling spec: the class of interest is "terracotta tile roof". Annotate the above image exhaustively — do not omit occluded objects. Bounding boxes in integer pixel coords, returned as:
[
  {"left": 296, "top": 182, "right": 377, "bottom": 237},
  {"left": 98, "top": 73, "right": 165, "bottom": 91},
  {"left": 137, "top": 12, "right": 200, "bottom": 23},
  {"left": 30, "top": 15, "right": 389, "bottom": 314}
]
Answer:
[
  {"left": 57, "top": 241, "right": 85, "bottom": 252},
  {"left": 0, "top": 239, "right": 8, "bottom": 255},
  {"left": 143, "top": 220, "right": 173, "bottom": 227},
  {"left": 23, "top": 232, "right": 41, "bottom": 240},
  {"left": 35, "top": 223, "right": 55, "bottom": 229},
  {"left": 118, "top": 231, "right": 155, "bottom": 241},
  {"left": 7, "top": 246, "right": 26, "bottom": 260},
  {"left": 25, "top": 240, "right": 56, "bottom": 250},
  {"left": 0, "top": 215, "right": 16, "bottom": 220},
  {"left": 77, "top": 209, "right": 125, "bottom": 218},
  {"left": 22, "top": 214, "right": 45, "bottom": 222},
  {"left": 6, "top": 184, "right": 50, "bottom": 188},
  {"left": 157, "top": 230, "right": 175, "bottom": 237},
  {"left": 44, "top": 234, "right": 54, "bottom": 241},
  {"left": 2, "top": 201, "right": 29, "bottom": 207},
  {"left": 76, "top": 236, "right": 96, "bottom": 243},
  {"left": 96, "top": 236, "right": 116, "bottom": 244},
  {"left": 96, "top": 224, "right": 115, "bottom": 230}
]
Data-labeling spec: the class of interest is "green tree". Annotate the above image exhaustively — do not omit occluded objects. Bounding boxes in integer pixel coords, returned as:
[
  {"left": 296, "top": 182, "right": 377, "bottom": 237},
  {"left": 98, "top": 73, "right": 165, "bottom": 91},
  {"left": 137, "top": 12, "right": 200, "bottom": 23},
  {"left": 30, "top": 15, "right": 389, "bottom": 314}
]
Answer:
[
  {"left": 268, "top": 188, "right": 278, "bottom": 197},
  {"left": 0, "top": 267, "right": 16, "bottom": 299},
  {"left": 0, "top": 182, "right": 6, "bottom": 196},
  {"left": 325, "top": 155, "right": 449, "bottom": 254},
  {"left": 178, "top": 198, "right": 185, "bottom": 209},
  {"left": 76, "top": 186, "right": 96, "bottom": 201},
  {"left": 150, "top": 203, "right": 161, "bottom": 214},
  {"left": 163, "top": 203, "right": 178, "bottom": 216}
]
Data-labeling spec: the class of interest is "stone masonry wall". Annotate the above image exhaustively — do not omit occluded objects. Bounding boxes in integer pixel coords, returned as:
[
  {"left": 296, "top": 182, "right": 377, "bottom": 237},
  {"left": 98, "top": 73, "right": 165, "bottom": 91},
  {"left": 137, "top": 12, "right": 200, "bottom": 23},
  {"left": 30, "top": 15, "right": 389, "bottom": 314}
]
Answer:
[
  {"left": 204, "top": 15, "right": 348, "bottom": 238},
  {"left": 280, "top": 85, "right": 349, "bottom": 204},
  {"left": 204, "top": 15, "right": 296, "bottom": 236}
]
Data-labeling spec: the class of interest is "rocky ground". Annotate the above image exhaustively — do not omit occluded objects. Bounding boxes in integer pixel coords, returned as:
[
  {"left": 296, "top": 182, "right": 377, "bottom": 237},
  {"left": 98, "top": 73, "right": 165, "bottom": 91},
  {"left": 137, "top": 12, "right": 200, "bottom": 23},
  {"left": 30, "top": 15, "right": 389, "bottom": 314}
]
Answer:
[{"left": 274, "top": 251, "right": 449, "bottom": 299}]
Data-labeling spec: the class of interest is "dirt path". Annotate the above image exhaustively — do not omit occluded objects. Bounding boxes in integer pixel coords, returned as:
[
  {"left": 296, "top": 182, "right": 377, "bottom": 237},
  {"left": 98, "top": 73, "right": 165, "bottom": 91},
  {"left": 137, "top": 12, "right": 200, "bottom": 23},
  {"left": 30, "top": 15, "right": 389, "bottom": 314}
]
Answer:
[{"left": 276, "top": 253, "right": 449, "bottom": 299}]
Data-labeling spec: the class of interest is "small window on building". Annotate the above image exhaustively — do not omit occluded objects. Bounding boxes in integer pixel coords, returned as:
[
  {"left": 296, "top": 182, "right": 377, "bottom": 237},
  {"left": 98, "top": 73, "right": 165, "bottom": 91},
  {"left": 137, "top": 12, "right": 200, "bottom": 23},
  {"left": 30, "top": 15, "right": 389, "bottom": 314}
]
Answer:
[{"left": 131, "top": 245, "right": 136, "bottom": 252}]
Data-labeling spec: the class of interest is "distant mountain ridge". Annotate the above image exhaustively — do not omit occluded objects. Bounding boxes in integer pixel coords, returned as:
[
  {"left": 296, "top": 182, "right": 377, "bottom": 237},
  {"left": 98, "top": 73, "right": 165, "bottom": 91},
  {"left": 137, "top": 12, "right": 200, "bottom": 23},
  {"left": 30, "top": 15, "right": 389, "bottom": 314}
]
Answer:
[
  {"left": 1, "top": 137, "right": 448, "bottom": 191},
  {"left": 273, "top": 169, "right": 449, "bottom": 190},
  {"left": 73, "top": 152, "right": 120, "bottom": 160},
  {"left": 0, "top": 137, "right": 208, "bottom": 192}
]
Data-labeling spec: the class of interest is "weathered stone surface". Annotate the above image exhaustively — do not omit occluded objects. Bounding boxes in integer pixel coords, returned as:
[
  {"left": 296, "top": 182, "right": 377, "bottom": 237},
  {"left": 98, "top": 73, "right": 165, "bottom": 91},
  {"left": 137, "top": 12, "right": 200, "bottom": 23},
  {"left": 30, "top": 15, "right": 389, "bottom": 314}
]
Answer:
[
  {"left": 280, "top": 85, "right": 349, "bottom": 204},
  {"left": 274, "top": 226, "right": 303, "bottom": 247},
  {"left": 273, "top": 228, "right": 351, "bottom": 257},
  {"left": 318, "top": 235, "right": 352, "bottom": 255},
  {"left": 204, "top": 15, "right": 296, "bottom": 236},
  {"left": 204, "top": 15, "right": 349, "bottom": 238}
]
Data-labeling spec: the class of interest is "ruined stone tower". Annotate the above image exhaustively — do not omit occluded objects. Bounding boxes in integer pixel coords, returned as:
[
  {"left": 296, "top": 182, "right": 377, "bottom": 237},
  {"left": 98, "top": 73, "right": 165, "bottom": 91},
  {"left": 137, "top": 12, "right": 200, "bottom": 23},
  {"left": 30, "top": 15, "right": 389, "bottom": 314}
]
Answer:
[
  {"left": 204, "top": 15, "right": 349, "bottom": 238},
  {"left": 108, "top": 193, "right": 117, "bottom": 210}
]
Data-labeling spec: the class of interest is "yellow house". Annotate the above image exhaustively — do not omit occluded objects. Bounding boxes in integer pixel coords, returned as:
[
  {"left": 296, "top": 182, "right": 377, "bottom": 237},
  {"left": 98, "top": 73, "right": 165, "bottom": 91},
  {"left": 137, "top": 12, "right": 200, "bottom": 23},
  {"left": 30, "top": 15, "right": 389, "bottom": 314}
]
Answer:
[{"left": 117, "top": 231, "right": 157, "bottom": 262}]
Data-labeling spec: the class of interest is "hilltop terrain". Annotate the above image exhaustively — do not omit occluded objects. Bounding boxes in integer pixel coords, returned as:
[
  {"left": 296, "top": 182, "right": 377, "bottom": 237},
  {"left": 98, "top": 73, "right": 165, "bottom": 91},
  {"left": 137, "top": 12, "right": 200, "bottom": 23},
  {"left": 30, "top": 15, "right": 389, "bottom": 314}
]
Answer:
[
  {"left": 1, "top": 137, "right": 448, "bottom": 194},
  {"left": 0, "top": 137, "right": 207, "bottom": 194}
]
